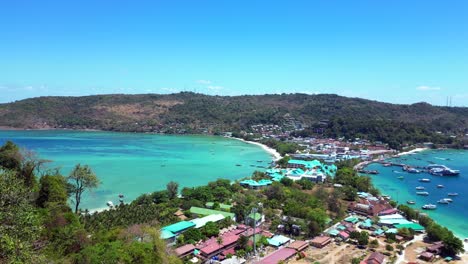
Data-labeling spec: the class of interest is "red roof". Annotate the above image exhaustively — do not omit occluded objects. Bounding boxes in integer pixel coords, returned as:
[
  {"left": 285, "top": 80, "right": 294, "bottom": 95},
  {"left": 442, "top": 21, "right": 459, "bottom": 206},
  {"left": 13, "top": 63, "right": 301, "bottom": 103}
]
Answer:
[
  {"left": 310, "top": 236, "right": 331, "bottom": 245},
  {"left": 175, "top": 244, "right": 196, "bottom": 256},
  {"left": 259, "top": 248, "right": 297, "bottom": 264},
  {"left": 199, "top": 235, "right": 239, "bottom": 255},
  {"left": 365, "top": 252, "right": 385, "bottom": 264},
  {"left": 221, "top": 247, "right": 236, "bottom": 256},
  {"left": 379, "top": 208, "right": 398, "bottom": 216},
  {"left": 287, "top": 240, "right": 308, "bottom": 251},
  {"left": 339, "top": 231, "right": 350, "bottom": 239}
]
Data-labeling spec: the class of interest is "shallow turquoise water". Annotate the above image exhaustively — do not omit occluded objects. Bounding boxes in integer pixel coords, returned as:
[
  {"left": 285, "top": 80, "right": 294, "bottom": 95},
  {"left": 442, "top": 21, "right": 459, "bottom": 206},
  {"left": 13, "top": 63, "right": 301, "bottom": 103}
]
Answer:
[
  {"left": 365, "top": 149, "right": 468, "bottom": 238},
  {"left": 0, "top": 130, "right": 273, "bottom": 211}
]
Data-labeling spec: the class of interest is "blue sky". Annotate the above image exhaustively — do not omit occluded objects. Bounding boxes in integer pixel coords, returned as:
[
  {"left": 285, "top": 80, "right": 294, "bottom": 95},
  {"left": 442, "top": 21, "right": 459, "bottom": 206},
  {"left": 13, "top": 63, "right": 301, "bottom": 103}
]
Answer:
[{"left": 1, "top": 0, "right": 467, "bottom": 106}]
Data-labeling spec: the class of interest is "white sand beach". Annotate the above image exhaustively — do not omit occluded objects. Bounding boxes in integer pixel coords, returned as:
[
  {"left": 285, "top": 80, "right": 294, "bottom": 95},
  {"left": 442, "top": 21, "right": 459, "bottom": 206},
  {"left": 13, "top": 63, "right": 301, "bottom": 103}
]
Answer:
[
  {"left": 231, "top": 137, "right": 282, "bottom": 161},
  {"left": 397, "top": 147, "right": 429, "bottom": 157}
]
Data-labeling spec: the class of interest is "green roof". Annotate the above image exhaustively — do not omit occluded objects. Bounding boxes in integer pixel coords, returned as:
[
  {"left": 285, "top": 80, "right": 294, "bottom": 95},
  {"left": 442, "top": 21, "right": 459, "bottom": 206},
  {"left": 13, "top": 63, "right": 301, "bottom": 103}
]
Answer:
[
  {"left": 160, "top": 229, "right": 176, "bottom": 240},
  {"left": 344, "top": 216, "right": 359, "bottom": 224},
  {"left": 205, "top": 202, "right": 233, "bottom": 211},
  {"left": 267, "top": 235, "right": 290, "bottom": 247},
  {"left": 189, "top": 206, "right": 235, "bottom": 219},
  {"left": 161, "top": 221, "right": 195, "bottom": 234},
  {"left": 395, "top": 223, "right": 425, "bottom": 231},
  {"left": 327, "top": 229, "right": 339, "bottom": 236},
  {"left": 248, "top": 212, "right": 262, "bottom": 221}
]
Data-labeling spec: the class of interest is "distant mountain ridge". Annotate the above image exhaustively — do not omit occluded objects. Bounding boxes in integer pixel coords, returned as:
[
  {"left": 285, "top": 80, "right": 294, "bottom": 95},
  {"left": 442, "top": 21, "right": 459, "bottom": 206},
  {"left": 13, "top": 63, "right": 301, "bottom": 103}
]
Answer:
[{"left": 0, "top": 93, "right": 467, "bottom": 145}]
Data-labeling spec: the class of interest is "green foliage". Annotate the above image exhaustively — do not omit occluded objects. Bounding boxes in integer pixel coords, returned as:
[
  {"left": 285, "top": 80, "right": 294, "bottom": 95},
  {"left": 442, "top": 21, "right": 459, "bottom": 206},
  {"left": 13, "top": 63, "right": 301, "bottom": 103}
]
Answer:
[
  {"left": 386, "top": 244, "right": 394, "bottom": 251},
  {"left": 37, "top": 174, "right": 68, "bottom": 208},
  {"left": 297, "top": 178, "right": 314, "bottom": 190},
  {"left": 68, "top": 164, "right": 100, "bottom": 213},
  {"left": 201, "top": 221, "right": 219, "bottom": 237},
  {"left": 166, "top": 181, "right": 179, "bottom": 200},
  {"left": 0, "top": 141, "right": 22, "bottom": 171},
  {"left": 0, "top": 170, "right": 43, "bottom": 263}
]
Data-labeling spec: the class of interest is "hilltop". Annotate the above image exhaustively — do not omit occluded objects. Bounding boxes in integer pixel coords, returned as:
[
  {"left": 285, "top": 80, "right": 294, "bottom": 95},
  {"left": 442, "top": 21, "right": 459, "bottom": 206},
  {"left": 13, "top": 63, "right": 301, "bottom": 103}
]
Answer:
[{"left": 1, "top": 93, "right": 467, "bottom": 147}]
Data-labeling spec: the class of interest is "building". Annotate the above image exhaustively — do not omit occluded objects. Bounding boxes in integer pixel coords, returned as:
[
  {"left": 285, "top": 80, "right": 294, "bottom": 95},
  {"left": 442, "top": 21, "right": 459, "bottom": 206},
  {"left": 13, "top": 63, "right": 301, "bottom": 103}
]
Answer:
[
  {"left": 175, "top": 244, "right": 196, "bottom": 258},
  {"left": 160, "top": 221, "right": 196, "bottom": 243},
  {"left": 267, "top": 235, "right": 291, "bottom": 247},
  {"left": 420, "top": 252, "right": 435, "bottom": 261},
  {"left": 189, "top": 206, "right": 235, "bottom": 219},
  {"left": 287, "top": 240, "right": 309, "bottom": 252},
  {"left": 198, "top": 234, "right": 240, "bottom": 259},
  {"left": 363, "top": 252, "right": 385, "bottom": 264},
  {"left": 259, "top": 248, "right": 297, "bottom": 264},
  {"left": 191, "top": 214, "right": 225, "bottom": 229},
  {"left": 310, "top": 236, "right": 332, "bottom": 248}
]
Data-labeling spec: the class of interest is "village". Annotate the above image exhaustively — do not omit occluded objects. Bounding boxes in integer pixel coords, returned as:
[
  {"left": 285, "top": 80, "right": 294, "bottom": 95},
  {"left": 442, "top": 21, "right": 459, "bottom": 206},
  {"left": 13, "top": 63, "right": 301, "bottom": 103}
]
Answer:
[{"left": 159, "top": 156, "right": 465, "bottom": 264}]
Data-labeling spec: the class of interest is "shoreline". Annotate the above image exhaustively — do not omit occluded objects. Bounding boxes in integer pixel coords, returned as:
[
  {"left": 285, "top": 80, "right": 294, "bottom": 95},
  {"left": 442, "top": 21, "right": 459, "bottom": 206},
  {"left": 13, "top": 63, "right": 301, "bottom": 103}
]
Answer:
[
  {"left": 396, "top": 147, "right": 429, "bottom": 156},
  {"left": 230, "top": 137, "right": 282, "bottom": 161}
]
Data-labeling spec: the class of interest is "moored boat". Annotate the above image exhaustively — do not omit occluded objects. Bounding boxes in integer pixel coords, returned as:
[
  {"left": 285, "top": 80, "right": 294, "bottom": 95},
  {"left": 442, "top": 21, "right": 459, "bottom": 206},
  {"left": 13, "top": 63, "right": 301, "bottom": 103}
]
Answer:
[
  {"left": 419, "top": 178, "right": 431, "bottom": 182},
  {"left": 416, "top": 186, "right": 425, "bottom": 190},
  {"left": 416, "top": 191, "right": 429, "bottom": 196},
  {"left": 407, "top": 200, "right": 416, "bottom": 205},
  {"left": 444, "top": 198, "right": 453, "bottom": 203},
  {"left": 437, "top": 199, "right": 450, "bottom": 204},
  {"left": 447, "top": 193, "right": 459, "bottom": 196},
  {"left": 437, "top": 185, "right": 444, "bottom": 188},
  {"left": 422, "top": 204, "right": 437, "bottom": 210}
]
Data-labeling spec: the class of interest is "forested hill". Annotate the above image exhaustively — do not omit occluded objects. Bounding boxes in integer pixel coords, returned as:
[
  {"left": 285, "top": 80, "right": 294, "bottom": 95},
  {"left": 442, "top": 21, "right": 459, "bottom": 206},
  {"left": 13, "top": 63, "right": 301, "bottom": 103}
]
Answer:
[{"left": 0, "top": 93, "right": 467, "bottom": 146}]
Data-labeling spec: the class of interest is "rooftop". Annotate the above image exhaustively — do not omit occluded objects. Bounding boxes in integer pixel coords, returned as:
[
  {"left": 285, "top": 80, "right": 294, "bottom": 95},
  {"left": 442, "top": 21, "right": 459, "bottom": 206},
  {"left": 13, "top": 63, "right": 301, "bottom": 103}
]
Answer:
[
  {"left": 190, "top": 206, "right": 235, "bottom": 219},
  {"left": 161, "top": 221, "right": 195, "bottom": 234},
  {"left": 191, "top": 214, "right": 225, "bottom": 228},
  {"left": 267, "top": 235, "right": 290, "bottom": 247},
  {"left": 175, "top": 244, "right": 196, "bottom": 257},
  {"left": 259, "top": 248, "right": 297, "bottom": 264}
]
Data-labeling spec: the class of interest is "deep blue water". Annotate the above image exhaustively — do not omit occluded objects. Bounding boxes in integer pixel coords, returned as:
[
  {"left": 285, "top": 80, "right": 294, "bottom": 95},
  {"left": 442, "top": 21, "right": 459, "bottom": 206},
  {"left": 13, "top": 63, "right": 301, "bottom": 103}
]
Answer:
[{"left": 365, "top": 149, "right": 468, "bottom": 238}]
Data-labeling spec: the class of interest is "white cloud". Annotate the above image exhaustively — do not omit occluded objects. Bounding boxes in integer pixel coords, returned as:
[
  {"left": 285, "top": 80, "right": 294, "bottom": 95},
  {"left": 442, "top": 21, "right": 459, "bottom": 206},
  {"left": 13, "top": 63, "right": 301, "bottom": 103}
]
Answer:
[
  {"left": 207, "top": 85, "right": 223, "bottom": 91},
  {"left": 416, "top": 85, "right": 441, "bottom": 91},
  {"left": 196, "top": 80, "right": 212, "bottom": 85}
]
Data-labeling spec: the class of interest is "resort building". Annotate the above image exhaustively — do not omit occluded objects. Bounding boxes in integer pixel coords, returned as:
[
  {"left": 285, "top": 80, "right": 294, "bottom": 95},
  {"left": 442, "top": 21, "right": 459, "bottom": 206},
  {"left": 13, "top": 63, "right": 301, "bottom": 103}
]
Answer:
[
  {"left": 287, "top": 240, "right": 309, "bottom": 252},
  {"left": 174, "top": 244, "right": 196, "bottom": 258},
  {"left": 239, "top": 179, "right": 273, "bottom": 188}
]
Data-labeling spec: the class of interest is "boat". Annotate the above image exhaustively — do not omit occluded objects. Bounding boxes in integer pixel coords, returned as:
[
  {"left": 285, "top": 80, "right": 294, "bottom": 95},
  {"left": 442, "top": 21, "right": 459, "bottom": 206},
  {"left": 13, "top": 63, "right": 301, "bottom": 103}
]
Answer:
[
  {"left": 405, "top": 167, "right": 420, "bottom": 173},
  {"left": 447, "top": 193, "right": 459, "bottom": 196},
  {"left": 235, "top": 164, "right": 242, "bottom": 166},
  {"left": 416, "top": 191, "right": 429, "bottom": 196},
  {"left": 437, "top": 185, "right": 444, "bottom": 188},
  {"left": 437, "top": 199, "right": 450, "bottom": 204},
  {"left": 416, "top": 186, "right": 425, "bottom": 190},
  {"left": 407, "top": 200, "right": 416, "bottom": 205},
  {"left": 427, "top": 165, "right": 460, "bottom": 176},
  {"left": 383, "top": 163, "right": 392, "bottom": 167},
  {"left": 118, "top": 194, "right": 124, "bottom": 198},
  {"left": 419, "top": 178, "right": 431, "bottom": 182},
  {"left": 443, "top": 198, "right": 453, "bottom": 203},
  {"left": 397, "top": 176, "right": 404, "bottom": 180},
  {"left": 106, "top": 201, "right": 114, "bottom": 207},
  {"left": 422, "top": 204, "right": 437, "bottom": 210}
]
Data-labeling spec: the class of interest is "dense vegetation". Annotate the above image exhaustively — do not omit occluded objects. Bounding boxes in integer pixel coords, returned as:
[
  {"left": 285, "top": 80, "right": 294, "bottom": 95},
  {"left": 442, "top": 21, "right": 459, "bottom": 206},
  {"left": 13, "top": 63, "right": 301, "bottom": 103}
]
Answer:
[
  {"left": 0, "top": 141, "right": 181, "bottom": 264},
  {"left": 1, "top": 93, "right": 467, "bottom": 149}
]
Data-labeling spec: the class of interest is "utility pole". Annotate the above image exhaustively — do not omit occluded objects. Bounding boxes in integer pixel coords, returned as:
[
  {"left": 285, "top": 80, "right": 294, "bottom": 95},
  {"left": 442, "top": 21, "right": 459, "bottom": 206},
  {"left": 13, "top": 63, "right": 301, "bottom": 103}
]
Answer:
[{"left": 251, "top": 207, "right": 257, "bottom": 257}]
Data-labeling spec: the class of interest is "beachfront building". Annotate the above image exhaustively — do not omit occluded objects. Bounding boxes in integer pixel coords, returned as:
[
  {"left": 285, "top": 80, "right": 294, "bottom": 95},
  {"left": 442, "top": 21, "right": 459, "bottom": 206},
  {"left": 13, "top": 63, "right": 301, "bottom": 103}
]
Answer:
[{"left": 239, "top": 179, "right": 273, "bottom": 189}]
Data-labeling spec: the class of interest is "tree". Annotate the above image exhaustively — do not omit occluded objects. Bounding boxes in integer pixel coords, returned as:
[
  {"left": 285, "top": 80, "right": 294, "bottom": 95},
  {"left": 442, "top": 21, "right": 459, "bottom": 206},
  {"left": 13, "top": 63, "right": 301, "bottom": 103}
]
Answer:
[
  {"left": 201, "top": 222, "right": 219, "bottom": 237},
  {"left": 237, "top": 235, "right": 249, "bottom": 250},
  {"left": 37, "top": 174, "right": 68, "bottom": 208},
  {"left": 0, "top": 141, "right": 22, "bottom": 171},
  {"left": 357, "top": 231, "right": 369, "bottom": 246},
  {"left": 68, "top": 164, "right": 100, "bottom": 213},
  {"left": 166, "top": 181, "right": 179, "bottom": 200}
]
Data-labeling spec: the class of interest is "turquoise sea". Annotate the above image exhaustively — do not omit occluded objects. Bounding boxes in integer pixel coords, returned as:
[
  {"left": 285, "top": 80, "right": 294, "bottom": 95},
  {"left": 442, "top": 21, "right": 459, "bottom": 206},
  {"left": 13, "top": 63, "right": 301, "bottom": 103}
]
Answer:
[
  {"left": 364, "top": 149, "right": 468, "bottom": 238},
  {"left": 0, "top": 130, "right": 272, "bottom": 211}
]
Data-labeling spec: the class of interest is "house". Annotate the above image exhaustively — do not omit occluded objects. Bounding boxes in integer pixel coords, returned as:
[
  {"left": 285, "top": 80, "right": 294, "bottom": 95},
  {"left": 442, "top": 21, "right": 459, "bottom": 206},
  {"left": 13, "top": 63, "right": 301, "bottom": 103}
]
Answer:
[
  {"left": 267, "top": 235, "right": 291, "bottom": 247},
  {"left": 338, "top": 231, "right": 350, "bottom": 240},
  {"left": 310, "top": 236, "right": 332, "bottom": 248},
  {"left": 258, "top": 248, "right": 297, "bottom": 264},
  {"left": 198, "top": 234, "right": 240, "bottom": 259},
  {"left": 247, "top": 212, "right": 263, "bottom": 226},
  {"left": 175, "top": 244, "right": 196, "bottom": 258},
  {"left": 426, "top": 241, "right": 444, "bottom": 254},
  {"left": 363, "top": 252, "right": 385, "bottom": 264},
  {"left": 287, "top": 240, "right": 309, "bottom": 252},
  {"left": 420, "top": 251, "right": 435, "bottom": 261},
  {"left": 174, "top": 209, "right": 188, "bottom": 220}
]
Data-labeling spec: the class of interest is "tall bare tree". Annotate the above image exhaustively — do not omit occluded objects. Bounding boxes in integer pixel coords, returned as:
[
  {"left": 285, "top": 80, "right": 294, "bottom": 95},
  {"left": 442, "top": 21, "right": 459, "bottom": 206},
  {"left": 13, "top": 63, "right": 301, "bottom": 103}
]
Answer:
[{"left": 67, "top": 164, "right": 100, "bottom": 213}]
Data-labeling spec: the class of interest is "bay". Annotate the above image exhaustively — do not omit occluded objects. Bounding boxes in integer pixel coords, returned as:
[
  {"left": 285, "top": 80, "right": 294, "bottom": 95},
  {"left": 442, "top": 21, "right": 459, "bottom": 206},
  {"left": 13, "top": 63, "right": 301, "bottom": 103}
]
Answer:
[
  {"left": 365, "top": 149, "right": 468, "bottom": 238},
  {"left": 0, "top": 130, "right": 273, "bottom": 211}
]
